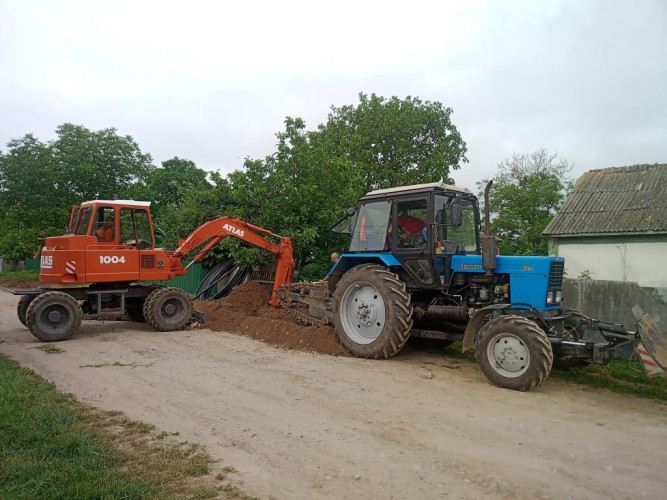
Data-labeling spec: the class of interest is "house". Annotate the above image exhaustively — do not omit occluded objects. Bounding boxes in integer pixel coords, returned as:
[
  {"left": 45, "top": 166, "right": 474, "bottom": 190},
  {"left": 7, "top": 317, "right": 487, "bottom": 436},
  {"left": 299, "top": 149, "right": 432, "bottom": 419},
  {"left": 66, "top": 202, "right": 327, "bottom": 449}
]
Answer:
[{"left": 542, "top": 164, "right": 667, "bottom": 292}]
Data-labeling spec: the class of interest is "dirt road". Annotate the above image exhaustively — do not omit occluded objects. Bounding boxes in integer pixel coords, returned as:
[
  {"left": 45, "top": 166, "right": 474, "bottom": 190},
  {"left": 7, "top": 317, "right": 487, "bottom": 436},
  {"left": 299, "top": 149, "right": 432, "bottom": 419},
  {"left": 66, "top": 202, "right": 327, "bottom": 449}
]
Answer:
[{"left": 1, "top": 290, "right": 665, "bottom": 500}]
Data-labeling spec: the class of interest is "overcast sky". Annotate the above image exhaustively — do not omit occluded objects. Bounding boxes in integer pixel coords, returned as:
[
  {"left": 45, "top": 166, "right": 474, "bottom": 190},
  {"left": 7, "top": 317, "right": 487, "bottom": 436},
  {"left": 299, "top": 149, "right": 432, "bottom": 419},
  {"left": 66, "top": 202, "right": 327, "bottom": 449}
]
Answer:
[{"left": 1, "top": 0, "right": 665, "bottom": 189}]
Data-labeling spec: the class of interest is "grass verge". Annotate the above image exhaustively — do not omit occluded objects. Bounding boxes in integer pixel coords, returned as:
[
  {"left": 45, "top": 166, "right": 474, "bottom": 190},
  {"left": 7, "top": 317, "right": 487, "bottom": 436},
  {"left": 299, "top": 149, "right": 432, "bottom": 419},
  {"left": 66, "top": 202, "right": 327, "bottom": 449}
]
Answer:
[
  {"left": 551, "top": 360, "right": 667, "bottom": 401},
  {"left": 0, "top": 354, "right": 254, "bottom": 499}
]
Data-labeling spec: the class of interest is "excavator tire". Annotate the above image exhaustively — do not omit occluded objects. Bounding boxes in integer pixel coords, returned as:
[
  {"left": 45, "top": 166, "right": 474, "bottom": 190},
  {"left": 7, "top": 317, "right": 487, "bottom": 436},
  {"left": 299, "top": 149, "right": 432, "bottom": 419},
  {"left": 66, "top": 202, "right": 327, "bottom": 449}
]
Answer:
[
  {"left": 332, "top": 264, "right": 413, "bottom": 359},
  {"left": 143, "top": 287, "right": 193, "bottom": 332},
  {"left": 125, "top": 299, "right": 147, "bottom": 323},
  {"left": 475, "top": 315, "right": 553, "bottom": 391},
  {"left": 17, "top": 294, "right": 36, "bottom": 327},
  {"left": 25, "top": 291, "right": 83, "bottom": 342}
]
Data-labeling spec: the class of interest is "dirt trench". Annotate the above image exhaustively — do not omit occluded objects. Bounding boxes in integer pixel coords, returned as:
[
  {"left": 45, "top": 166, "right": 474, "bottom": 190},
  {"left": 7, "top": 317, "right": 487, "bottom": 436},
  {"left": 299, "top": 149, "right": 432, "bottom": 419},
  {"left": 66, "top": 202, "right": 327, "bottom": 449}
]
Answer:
[{"left": 193, "top": 281, "right": 349, "bottom": 357}]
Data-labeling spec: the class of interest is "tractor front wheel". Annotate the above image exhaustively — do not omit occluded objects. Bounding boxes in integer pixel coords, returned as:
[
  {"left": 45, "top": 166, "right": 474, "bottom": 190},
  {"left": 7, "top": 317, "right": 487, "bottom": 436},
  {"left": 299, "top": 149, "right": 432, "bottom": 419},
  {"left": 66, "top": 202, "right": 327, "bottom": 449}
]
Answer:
[
  {"left": 332, "top": 264, "right": 413, "bottom": 359},
  {"left": 143, "top": 287, "right": 193, "bottom": 332},
  {"left": 25, "top": 291, "right": 83, "bottom": 342},
  {"left": 475, "top": 315, "right": 553, "bottom": 391}
]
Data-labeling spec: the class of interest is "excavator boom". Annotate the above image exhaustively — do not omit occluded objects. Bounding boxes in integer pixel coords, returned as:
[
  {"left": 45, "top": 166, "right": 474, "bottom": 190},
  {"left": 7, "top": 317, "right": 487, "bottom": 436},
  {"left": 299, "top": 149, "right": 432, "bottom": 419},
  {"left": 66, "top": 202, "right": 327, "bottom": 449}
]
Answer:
[{"left": 172, "top": 217, "right": 294, "bottom": 307}]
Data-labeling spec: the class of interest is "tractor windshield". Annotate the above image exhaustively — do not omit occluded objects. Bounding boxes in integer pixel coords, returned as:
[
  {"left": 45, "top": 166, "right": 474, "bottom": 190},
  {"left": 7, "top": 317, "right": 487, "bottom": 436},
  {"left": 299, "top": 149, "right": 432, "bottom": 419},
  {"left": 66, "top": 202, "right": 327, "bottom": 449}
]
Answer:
[
  {"left": 434, "top": 195, "right": 479, "bottom": 252},
  {"left": 349, "top": 201, "right": 391, "bottom": 252}
]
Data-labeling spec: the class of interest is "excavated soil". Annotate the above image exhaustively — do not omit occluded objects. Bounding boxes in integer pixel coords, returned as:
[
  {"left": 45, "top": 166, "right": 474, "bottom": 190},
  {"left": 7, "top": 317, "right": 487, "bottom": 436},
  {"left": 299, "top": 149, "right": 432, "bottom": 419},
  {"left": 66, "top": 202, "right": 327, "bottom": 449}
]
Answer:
[{"left": 193, "top": 281, "right": 349, "bottom": 357}]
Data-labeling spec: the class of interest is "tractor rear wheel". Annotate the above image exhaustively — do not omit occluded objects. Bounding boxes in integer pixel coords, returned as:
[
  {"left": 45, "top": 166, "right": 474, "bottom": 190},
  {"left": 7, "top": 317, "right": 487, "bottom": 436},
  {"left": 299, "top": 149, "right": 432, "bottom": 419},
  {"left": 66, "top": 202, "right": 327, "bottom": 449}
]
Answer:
[
  {"left": 143, "top": 287, "right": 193, "bottom": 332},
  {"left": 17, "top": 295, "right": 36, "bottom": 327},
  {"left": 25, "top": 291, "right": 83, "bottom": 342},
  {"left": 475, "top": 315, "right": 553, "bottom": 391},
  {"left": 332, "top": 264, "right": 413, "bottom": 359}
]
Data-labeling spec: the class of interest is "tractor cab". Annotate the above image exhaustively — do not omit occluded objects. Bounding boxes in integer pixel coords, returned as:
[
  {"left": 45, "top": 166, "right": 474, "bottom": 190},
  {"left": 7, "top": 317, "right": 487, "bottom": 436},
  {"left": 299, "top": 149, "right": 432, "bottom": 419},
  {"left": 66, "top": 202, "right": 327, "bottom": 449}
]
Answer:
[{"left": 331, "top": 182, "right": 480, "bottom": 290}]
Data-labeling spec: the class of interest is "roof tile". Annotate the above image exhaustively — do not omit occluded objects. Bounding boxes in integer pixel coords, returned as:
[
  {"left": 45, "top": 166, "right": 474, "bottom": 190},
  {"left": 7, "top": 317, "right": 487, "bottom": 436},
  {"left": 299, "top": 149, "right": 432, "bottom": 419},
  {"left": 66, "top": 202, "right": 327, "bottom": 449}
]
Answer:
[{"left": 543, "top": 164, "right": 667, "bottom": 235}]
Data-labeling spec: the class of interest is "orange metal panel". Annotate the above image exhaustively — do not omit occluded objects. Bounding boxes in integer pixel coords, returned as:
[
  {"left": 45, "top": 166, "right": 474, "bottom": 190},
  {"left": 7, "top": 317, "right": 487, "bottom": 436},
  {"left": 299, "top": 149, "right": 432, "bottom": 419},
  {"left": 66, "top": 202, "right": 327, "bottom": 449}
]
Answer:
[
  {"left": 85, "top": 247, "right": 141, "bottom": 282},
  {"left": 39, "top": 249, "right": 87, "bottom": 284}
]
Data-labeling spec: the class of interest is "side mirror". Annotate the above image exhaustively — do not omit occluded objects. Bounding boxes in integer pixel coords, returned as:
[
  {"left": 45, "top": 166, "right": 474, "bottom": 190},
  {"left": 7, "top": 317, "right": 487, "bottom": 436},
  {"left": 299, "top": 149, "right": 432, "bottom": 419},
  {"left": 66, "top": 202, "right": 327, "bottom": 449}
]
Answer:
[
  {"left": 346, "top": 207, "right": 356, "bottom": 216},
  {"left": 449, "top": 200, "right": 462, "bottom": 226}
]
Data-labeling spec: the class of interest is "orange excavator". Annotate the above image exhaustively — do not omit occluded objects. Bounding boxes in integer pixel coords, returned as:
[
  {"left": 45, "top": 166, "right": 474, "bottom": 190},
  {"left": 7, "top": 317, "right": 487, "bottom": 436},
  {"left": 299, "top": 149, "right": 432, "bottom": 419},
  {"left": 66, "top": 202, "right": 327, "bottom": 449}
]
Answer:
[{"left": 13, "top": 200, "right": 294, "bottom": 342}]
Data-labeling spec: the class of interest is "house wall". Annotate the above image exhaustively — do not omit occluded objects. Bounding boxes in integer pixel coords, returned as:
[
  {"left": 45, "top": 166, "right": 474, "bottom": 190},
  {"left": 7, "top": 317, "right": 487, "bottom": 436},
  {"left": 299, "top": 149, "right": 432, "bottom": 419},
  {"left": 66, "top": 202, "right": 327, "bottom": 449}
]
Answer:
[{"left": 554, "top": 237, "right": 667, "bottom": 288}]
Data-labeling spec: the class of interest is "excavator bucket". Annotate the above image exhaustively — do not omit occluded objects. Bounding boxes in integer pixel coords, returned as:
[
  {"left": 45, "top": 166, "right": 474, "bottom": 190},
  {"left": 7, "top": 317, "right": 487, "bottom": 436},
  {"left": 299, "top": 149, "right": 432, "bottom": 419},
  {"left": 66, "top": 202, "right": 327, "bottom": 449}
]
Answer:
[{"left": 633, "top": 305, "right": 667, "bottom": 377}]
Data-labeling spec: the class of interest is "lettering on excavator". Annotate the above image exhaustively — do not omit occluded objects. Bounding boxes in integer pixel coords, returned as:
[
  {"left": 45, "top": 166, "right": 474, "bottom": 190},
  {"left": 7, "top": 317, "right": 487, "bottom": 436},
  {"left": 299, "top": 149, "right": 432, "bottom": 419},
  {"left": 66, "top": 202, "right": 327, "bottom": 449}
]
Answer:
[{"left": 222, "top": 223, "right": 245, "bottom": 237}]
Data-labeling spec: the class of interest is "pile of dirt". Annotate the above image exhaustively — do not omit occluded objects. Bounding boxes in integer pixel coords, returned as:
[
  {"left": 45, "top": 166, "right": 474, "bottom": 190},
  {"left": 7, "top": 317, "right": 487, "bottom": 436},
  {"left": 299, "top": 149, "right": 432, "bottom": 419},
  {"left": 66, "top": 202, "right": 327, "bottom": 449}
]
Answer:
[{"left": 193, "top": 281, "right": 349, "bottom": 357}]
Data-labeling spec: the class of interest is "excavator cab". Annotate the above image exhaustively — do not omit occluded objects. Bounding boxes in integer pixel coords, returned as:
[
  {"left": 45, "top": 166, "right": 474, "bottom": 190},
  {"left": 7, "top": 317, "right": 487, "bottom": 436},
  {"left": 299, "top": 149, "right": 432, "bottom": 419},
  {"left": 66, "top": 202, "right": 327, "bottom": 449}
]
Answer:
[{"left": 40, "top": 200, "right": 172, "bottom": 284}]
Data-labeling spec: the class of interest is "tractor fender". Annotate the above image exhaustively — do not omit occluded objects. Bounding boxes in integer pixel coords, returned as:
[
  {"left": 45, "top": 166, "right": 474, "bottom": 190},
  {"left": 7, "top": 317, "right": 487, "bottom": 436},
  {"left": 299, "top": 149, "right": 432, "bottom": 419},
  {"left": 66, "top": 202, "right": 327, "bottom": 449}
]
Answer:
[
  {"left": 462, "top": 304, "right": 511, "bottom": 353},
  {"left": 328, "top": 254, "right": 400, "bottom": 291}
]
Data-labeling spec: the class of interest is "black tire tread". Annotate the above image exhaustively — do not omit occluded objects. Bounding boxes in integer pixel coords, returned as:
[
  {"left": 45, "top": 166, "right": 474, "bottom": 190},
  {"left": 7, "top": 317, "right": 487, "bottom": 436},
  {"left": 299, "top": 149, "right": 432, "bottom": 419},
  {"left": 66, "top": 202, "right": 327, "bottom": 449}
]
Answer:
[
  {"left": 332, "top": 264, "right": 413, "bottom": 359},
  {"left": 143, "top": 287, "right": 193, "bottom": 332},
  {"left": 475, "top": 315, "right": 553, "bottom": 391},
  {"left": 17, "top": 295, "right": 36, "bottom": 327},
  {"left": 25, "top": 291, "right": 82, "bottom": 342}
]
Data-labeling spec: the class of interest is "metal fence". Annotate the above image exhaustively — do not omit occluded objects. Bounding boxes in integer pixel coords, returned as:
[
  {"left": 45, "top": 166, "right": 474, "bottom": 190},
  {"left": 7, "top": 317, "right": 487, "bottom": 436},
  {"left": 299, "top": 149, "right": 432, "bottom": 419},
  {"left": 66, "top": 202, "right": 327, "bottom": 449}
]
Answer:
[
  {"left": 145, "top": 262, "right": 209, "bottom": 295},
  {"left": 25, "top": 258, "right": 40, "bottom": 271}
]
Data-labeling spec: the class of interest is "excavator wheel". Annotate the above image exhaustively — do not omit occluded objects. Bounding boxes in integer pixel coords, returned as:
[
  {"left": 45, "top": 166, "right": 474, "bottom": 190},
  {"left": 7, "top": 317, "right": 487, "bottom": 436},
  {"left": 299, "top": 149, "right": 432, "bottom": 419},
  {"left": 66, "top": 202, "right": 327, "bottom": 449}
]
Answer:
[
  {"left": 332, "top": 264, "right": 413, "bottom": 359},
  {"left": 125, "top": 299, "right": 146, "bottom": 323},
  {"left": 17, "top": 295, "right": 36, "bottom": 327},
  {"left": 475, "top": 315, "right": 553, "bottom": 391},
  {"left": 25, "top": 291, "right": 83, "bottom": 342},
  {"left": 143, "top": 287, "right": 193, "bottom": 332}
]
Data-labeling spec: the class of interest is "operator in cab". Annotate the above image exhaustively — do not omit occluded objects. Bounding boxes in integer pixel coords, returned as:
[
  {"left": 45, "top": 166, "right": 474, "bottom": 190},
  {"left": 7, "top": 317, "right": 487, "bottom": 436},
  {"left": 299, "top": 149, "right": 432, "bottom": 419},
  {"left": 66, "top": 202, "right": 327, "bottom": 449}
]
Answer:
[{"left": 96, "top": 217, "right": 115, "bottom": 242}]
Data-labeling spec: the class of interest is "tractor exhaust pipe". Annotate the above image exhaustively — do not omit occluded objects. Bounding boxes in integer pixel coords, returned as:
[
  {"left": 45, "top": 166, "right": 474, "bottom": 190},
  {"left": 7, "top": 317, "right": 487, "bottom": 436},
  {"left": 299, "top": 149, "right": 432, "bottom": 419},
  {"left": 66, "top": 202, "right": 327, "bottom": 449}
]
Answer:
[{"left": 481, "top": 180, "right": 497, "bottom": 275}]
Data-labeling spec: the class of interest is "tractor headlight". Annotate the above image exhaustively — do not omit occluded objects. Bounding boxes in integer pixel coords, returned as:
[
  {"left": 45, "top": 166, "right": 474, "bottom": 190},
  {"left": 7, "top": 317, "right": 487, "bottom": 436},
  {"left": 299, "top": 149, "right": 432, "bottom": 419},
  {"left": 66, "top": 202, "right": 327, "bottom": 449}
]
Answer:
[
  {"left": 546, "top": 291, "right": 554, "bottom": 304},
  {"left": 556, "top": 290, "right": 562, "bottom": 303}
]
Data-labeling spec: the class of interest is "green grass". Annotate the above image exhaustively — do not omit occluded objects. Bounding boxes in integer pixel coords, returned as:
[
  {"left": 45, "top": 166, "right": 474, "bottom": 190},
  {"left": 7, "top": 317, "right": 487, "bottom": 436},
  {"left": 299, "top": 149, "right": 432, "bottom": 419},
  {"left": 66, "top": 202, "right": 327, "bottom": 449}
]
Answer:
[
  {"left": 33, "top": 344, "right": 63, "bottom": 354},
  {"left": 0, "top": 269, "right": 39, "bottom": 283},
  {"left": 79, "top": 361, "right": 154, "bottom": 368},
  {"left": 551, "top": 360, "right": 667, "bottom": 401},
  {"left": 0, "top": 354, "right": 247, "bottom": 499}
]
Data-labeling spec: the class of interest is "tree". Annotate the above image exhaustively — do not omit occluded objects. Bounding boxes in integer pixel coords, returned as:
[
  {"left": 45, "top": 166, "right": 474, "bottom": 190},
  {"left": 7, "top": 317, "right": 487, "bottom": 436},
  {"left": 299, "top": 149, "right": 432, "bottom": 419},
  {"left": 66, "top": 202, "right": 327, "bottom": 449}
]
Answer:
[
  {"left": 480, "top": 149, "right": 573, "bottom": 256},
  {"left": 169, "top": 94, "right": 469, "bottom": 277},
  {"left": 131, "top": 157, "right": 212, "bottom": 221},
  {"left": 0, "top": 124, "right": 154, "bottom": 261},
  {"left": 50, "top": 123, "right": 153, "bottom": 202},
  {"left": 319, "top": 92, "right": 468, "bottom": 191}
]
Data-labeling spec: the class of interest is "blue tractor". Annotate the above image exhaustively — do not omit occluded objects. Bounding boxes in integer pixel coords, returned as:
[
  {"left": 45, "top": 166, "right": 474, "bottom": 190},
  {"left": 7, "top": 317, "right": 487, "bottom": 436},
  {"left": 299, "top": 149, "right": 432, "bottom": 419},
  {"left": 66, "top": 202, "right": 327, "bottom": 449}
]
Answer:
[{"left": 280, "top": 181, "right": 650, "bottom": 391}]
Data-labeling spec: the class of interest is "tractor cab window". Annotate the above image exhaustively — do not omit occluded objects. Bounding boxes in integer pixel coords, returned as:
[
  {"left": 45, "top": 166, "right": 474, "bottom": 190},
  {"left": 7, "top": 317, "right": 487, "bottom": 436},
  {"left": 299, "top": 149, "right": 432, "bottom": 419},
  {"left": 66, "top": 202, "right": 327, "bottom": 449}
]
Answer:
[
  {"left": 434, "top": 195, "right": 478, "bottom": 253},
  {"left": 330, "top": 208, "right": 358, "bottom": 235},
  {"left": 349, "top": 201, "right": 391, "bottom": 252},
  {"left": 75, "top": 207, "right": 94, "bottom": 236},
  {"left": 395, "top": 199, "right": 428, "bottom": 249},
  {"left": 92, "top": 207, "right": 116, "bottom": 242},
  {"left": 120, "top": 208, "right": 153, "bottom": 250}
]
